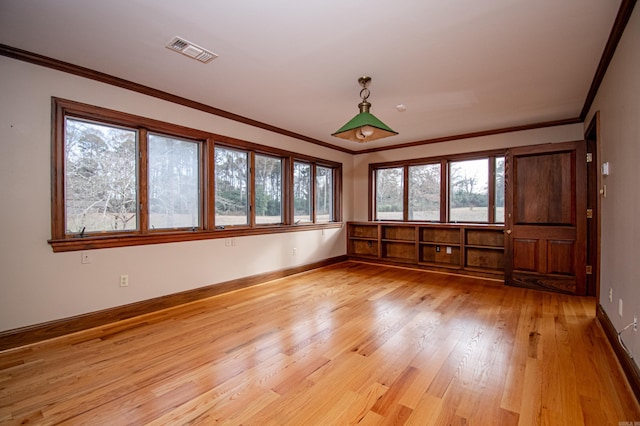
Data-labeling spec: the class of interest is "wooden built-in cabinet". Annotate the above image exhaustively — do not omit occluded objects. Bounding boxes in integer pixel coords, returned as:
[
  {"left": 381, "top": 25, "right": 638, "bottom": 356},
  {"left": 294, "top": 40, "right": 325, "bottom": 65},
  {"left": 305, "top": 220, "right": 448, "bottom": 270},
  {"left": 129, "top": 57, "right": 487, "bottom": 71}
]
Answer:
[{"left": 348, "top": 222, "right": 505, "bottom": 278}]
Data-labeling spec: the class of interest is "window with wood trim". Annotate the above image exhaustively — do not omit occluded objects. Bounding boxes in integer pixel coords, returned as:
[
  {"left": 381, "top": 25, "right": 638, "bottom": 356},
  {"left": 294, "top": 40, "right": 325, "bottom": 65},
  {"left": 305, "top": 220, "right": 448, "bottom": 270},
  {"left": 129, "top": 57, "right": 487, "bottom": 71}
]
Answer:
[
  {"left": 315, "top": 165, "right": 334, "bottom": 223},
  {"left": 50, "top": 98, "right": 342, "bottom": 252},
  {"left": 371, "top": 151, "right": 504, "bottom": 224}
]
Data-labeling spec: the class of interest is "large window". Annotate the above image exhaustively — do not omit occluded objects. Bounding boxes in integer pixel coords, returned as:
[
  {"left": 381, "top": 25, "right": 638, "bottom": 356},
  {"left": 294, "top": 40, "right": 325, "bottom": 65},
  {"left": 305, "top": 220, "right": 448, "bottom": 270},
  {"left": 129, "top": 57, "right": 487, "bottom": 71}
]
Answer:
[
  {"left": 449, "top": 158, "right": 489, "bottom": 222},
  {"left": 215, "top": 147, "right": 249, "bottom": 226},
  {"left": 64, "top": 118, "right": 138, "bottom": 233},
  {"left": 50, "top": 99, "right": 342, "bottom": 251},
  {"left": 372, "top": 151, "right": 504, "bottom": 224},
  {"left": 408, "top": 163, "right": 440, "bottom": 221},
  {"left": 294, "top": 162, "right": 312, "bottom": 223},
  {"left": 495, "top": 156, "right": 505, "bottom": 223},
  {"left": 375, "top": 167, "right": 404, "bottom": 220},
  {"left": 148, "top": 134, "right": 200, "bottom": 230},
  {"left": 255, "top": 154, "right": 283, "bottom": 225},
  {"left": 315, "top": 166, "right": 333, "bottom": 223}
]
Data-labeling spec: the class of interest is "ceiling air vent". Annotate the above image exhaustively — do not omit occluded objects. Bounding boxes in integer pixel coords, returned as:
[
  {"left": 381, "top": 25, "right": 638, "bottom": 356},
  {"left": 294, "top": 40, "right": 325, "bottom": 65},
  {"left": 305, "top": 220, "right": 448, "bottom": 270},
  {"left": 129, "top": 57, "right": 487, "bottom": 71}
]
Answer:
[{"left": 166, "top": 36, "right": 218, "bottom": 64}]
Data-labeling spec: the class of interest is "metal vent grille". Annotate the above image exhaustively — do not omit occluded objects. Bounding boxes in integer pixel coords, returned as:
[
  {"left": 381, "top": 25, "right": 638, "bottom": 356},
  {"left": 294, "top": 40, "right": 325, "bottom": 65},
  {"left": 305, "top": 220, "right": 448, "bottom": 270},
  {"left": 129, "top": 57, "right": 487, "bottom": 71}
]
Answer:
[{"left": 166, "top": 36, "right": 218, "bottom": 64}]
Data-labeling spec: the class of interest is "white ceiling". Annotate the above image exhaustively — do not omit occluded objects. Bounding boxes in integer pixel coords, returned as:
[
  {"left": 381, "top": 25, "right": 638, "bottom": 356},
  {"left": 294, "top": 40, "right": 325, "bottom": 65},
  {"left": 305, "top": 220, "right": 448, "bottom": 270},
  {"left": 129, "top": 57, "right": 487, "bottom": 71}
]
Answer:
[{"left": 0, "top": 0, "right": 622, "bottom": 152}]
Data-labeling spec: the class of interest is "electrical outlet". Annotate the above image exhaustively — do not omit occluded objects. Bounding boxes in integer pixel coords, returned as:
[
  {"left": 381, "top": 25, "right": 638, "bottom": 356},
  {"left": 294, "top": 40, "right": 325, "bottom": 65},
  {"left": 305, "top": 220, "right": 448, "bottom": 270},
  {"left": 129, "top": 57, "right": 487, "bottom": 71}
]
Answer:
[
  {"left": 120, "top": 275, "right": 129, "bottom": 287},
  {"left": 608, "top": 288, "right": 613, "bottom": 303},
  {"left": 618, "top": 299, "right": 623, "bottom": 317},
  {"left": 81, "top": 251, "right": 92, "bottom": 264},
  {"left": 292, "top": 248, "right": 297, "bottom": 256},
  {"left": 436, "top": 246, "right": 441, "bottom": 253},
  {"left": 634, "top": 316, "right": 638, "bottom": 332}
]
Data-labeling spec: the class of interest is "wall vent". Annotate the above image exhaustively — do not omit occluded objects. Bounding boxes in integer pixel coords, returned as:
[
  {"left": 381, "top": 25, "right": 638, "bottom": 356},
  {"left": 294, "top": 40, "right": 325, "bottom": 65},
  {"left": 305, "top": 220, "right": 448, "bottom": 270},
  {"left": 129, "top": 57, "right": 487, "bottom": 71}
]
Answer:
[{"left": 166, "top": 36, "right": 218, "bottom": 64}]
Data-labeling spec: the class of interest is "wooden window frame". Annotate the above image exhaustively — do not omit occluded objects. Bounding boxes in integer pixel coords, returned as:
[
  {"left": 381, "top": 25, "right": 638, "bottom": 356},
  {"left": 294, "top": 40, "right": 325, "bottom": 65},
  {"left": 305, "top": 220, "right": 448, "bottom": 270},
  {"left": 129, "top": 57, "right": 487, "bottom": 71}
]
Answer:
[
  {"left": 49, "top": 98, "right": 342, "bottom": 252},
  {"left": 369, "top": 149, "right": 505, "bottom": 224}
]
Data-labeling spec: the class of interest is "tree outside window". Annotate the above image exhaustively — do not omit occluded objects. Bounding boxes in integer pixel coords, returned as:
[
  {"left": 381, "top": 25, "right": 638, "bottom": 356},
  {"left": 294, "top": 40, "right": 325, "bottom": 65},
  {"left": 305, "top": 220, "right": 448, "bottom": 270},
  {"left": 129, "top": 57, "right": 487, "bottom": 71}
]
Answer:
[
  {"left": 294, "top": 162, "right": 312, "bottom": 223},
  {"left": 64, "top": 118, "right": 138, "bottom": 233},
  {"left": 315, "top": 166, "right": 333, "bottom": 222},
  {"left": 215, "top": 147, "right": 249, "bottom": 226},
  {"left": 449, "top": 159, "right": 489, "bottom": 222},
  {"left": 376, "top": 167, "right": 404, "bottom": 220},
  {"left": 148, "top": 134, "right": 200, "bottom": 230},
  {"left": 408, "top": 164, "right": 440, "bottom": 221},
  {"left": 255, "top": 155, "right": 283, "bottom": 224}
]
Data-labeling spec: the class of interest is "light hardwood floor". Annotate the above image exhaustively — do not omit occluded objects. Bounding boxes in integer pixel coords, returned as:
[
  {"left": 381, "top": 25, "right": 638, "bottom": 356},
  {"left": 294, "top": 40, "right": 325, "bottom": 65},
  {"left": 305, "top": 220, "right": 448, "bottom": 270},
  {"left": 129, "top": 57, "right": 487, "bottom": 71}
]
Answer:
[{"left": 1, "top": 261, "right": 638, "bottom": 425}]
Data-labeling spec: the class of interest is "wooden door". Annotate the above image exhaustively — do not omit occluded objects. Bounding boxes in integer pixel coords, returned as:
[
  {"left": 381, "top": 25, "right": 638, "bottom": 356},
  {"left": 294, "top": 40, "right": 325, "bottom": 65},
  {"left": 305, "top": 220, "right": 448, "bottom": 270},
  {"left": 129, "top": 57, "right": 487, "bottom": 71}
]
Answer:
[{"left": 505, "top": 141, "right": 587, "bottom": 295}]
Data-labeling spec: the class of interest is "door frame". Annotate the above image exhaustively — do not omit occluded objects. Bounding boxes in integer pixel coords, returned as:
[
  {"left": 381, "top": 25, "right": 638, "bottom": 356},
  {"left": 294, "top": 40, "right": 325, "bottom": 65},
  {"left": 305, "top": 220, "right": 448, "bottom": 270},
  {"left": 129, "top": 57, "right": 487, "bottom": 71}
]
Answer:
[
  {"left": 504, "top": 140, "right": 587, "bottom": 295},
  {"left": 585, "top": 112, "right": 601, "bottom": 299}
]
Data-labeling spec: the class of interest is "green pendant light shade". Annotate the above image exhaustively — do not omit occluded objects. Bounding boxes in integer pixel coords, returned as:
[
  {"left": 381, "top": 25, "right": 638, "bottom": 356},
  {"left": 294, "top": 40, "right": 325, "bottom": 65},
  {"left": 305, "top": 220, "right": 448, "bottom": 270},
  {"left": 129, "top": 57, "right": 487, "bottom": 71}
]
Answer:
[{"left": 332, "top": 76, "right": 398, "bottom": 143}]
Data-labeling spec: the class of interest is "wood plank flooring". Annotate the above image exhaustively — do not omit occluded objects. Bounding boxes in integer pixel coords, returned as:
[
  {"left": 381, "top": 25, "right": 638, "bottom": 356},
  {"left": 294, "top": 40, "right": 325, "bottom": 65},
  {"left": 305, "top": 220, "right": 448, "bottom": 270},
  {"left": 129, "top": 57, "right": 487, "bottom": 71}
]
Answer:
[{"left": 1, "top": 261, "right": 638, "bottom": 425}]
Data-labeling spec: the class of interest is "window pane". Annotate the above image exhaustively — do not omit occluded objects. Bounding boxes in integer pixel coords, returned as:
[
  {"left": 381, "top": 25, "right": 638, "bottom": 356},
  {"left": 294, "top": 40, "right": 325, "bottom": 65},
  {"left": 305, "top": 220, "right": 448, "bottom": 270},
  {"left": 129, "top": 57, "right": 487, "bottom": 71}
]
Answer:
[
  {"left": 376, "top": 167, "right": 404, "bottom": 220},
  {"left": 215, "top": 147, "right": 249, "bottom": 226},
  {"left": 294, "top": 162, "right": 312, "bottom": 223},
  {"left": 315, "top": 166, "right": 333, "bottom": 222},
  {"left": 495, "top": 156, "right": 505, "bottom": 223},
  {"left": 148, "top": 134, "right": 200, "bottom": 229},
  {"left": 255, "top": 155, "right": 283, "bottom": 224},
  {"left": 408, "top": 164, "right": 440, "bottom": 221},
  {"left": 64, "top": 118, "right": 137, "bottom": 233},
  {"left": 449, "top": 159, "right": 489, "bottom": 222}
]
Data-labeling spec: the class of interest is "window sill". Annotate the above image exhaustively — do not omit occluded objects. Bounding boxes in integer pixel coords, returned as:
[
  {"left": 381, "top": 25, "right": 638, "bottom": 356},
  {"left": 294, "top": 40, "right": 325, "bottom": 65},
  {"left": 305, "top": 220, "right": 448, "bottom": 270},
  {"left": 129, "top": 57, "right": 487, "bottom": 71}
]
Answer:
[{"left": 49, "top": 222, "right": 344, "bottom": 252}]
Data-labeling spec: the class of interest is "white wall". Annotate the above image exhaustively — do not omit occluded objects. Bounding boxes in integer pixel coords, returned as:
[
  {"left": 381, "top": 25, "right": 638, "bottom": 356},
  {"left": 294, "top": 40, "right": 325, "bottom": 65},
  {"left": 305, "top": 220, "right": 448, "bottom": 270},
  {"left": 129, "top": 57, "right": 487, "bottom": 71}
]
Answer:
[
  {"left": 0, "top": 57, "right": 352, "bottom": 332},
  {"left": 352, "top": 124, "right": 584, "bottom": 221},
  {"left": 586, "top": 6, "right": 640, "bottom": 364}
]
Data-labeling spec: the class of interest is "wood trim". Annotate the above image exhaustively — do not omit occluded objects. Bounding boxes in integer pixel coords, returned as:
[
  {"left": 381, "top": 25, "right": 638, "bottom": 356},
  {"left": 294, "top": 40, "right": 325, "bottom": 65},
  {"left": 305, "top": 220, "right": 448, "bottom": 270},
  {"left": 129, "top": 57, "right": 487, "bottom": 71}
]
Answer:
[
  {"left": 0, "top": 255, "right": 349, "bottom": 352},
  {"left": 353, "top": 118, "right": 582, "bottom": 155},
  {"left": 0, "top": 43, "right": 354, "bottom": 155},
  {"left": 138, "top": 128, "right": 149, "bottom": 234},
  {"left": 402, "top": 165, "right": 409, "bottom": 221},
  {"left": 580, "top": 0, "right": 638, "bottom": 120},
  {"left": 440, "top": 159, "right": 448, "bottom": 223},
  {"left": 1, "top": 43, "right": 603, "bottom": 157},
  {"left": 369, "top": 148, "right": 508, "bottom": 169},
  {"left": 205, "top": 137, "right": 216, "bottom": 229},
  {"left": 585, "top": 112, "right": 601, "bottom": 299},
  {"left": 49, "top": 98, "right": 344, "bottom": 251},
  {"left": 596, "top": 304, "right": 640, "bottom": 402},
  {"left": 49, "top": 221, "right": 344, "bottom": 252}
]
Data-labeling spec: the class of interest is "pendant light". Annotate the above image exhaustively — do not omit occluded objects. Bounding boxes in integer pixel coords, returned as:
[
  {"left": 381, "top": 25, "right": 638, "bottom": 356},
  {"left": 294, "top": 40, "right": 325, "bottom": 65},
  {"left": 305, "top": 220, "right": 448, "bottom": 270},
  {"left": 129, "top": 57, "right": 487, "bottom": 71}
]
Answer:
[{"left": 332, "top": 76, "right": 398, "bottom": 143}]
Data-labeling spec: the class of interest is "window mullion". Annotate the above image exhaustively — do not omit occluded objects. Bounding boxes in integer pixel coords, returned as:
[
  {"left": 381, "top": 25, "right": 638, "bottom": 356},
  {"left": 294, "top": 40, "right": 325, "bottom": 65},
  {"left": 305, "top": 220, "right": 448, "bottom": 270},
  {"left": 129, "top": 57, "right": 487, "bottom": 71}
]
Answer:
[
  {"left": 139, "top": 128, "right": 148, "bottom": 234},
  {"left": 311, "top": 163, "right": 317, "bottom": 223},
  {"left": 441, "top": 159, "right": 448, "bottom": 223},
  {"left": 403, "top": 165, "right": 409, "bottom": 221},
  {"left": 204, "top": 138, "right": 215, "bottom": 230},
  {"left": 249, "top": 152, "right": 256, "bottom": 227}
]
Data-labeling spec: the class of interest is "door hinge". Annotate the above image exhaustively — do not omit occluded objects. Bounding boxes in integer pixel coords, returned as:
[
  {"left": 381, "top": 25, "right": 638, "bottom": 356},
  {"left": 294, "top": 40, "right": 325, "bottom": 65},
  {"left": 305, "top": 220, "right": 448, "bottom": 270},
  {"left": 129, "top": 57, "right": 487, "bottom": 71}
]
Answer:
[
  {"left": 586, "top": 209, "right": 593, "bottom": 219},
  {"left": 586, "top": 265, "right": 593, "bottom": 275},
  {"left": 587, "top": 152, "right": 593, "bottom": 163}
]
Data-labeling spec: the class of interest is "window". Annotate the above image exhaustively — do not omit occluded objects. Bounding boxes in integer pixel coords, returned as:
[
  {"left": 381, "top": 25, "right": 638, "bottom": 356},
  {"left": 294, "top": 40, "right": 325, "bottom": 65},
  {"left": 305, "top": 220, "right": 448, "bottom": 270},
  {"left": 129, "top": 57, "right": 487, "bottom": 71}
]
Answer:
[
  {"left": 64, "top": 118, "right": 138, "bottom": 233},
  {"left": 293, "top": 161, "right": 312, "bottom": 223},
  {"left": 375, "top": 167, "right": 404, "bottom": 220},
  {"left": 495, "top": 157, "right": 505, "bottom": 223},
  {"left": 449, "top": 158, "right": 489, "bottom": 222},
  {"left": 315, "top": 166, "right": 333, "bottom": 222},
  {"left": 50, "top": 99, "right": 342, "bottom": 252},
  {"left": 371, "top": 150, "right": 504, "bottom": 224},
  {"left": 408, "top": 163, "right": 440, "bottom": 221},
  {"left": 255, "top": 154, "right": 283, "bottom": 225},
  {"left": 148, "top": 134, "right": 200, "bottom": 230},
  {"left": 215, "top": 147, "right": 249, "bottom": 226}
]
